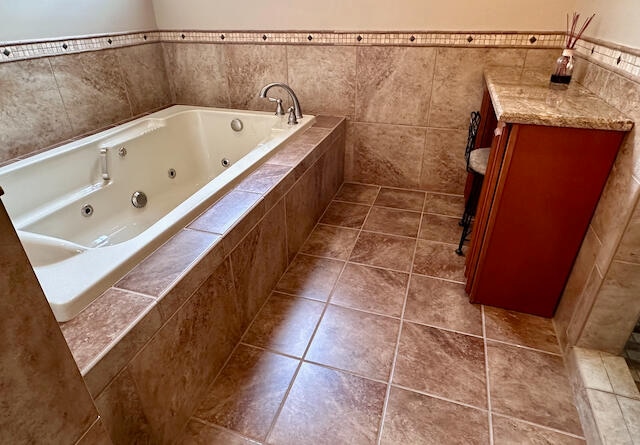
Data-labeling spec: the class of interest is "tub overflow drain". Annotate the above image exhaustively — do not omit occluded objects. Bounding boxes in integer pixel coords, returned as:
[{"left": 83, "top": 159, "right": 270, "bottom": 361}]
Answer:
[
  {"left": 168, "top": 168, "right": 177, "bottom": 179},
  {"left": 81, "top": 204, "right": 94, "bottom": 217},
  {"left": 221, "top": 158, "right": 231, "bottom": 168},
  {"left": 131, "top": 191, "right": 148, "bottom": 208}
]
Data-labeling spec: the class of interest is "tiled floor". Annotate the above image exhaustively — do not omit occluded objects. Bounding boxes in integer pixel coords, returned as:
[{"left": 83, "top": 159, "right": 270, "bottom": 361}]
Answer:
[{"left": 181, "top": 183, "right": 586, "bottom": 445}]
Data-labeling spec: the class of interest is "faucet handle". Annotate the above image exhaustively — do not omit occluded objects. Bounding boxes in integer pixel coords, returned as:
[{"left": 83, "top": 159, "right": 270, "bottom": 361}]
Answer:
[
  {"left": 267, "top": 97, "right": 285, "bottom": 115},
  {"left": 287, "top": 106, "right": 298, "bottom": 125}
]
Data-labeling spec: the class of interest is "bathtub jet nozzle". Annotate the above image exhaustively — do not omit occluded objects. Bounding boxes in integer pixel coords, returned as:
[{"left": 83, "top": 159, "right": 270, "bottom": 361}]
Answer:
[{"left": 131, "top": 191, "right": 148, "bottom": 208}]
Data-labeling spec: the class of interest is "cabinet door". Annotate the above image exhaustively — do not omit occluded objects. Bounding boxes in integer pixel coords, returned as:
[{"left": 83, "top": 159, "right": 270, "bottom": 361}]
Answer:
[
  {"left": 467, "top": 125, "right": 623, "bottom": 316},
  {"left": 465, "top": 122, "right": 512, "bottom": 291}
]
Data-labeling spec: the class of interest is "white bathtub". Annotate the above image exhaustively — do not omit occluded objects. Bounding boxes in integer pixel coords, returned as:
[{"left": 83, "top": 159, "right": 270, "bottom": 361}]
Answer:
[{"left": 0, "top": 105, "right": 315, "bottom": 321}]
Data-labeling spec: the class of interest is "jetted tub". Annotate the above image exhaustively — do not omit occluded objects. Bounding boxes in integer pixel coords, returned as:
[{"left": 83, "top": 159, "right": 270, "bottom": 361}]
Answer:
[{"left": 0, "top": 105, "right": 315, "bottom": 321}]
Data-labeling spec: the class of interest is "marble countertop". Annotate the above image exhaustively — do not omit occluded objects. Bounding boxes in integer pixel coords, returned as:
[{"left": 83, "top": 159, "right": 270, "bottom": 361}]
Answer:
[{"left": 484, "top": 67, "right": 633, "bottom": 131}]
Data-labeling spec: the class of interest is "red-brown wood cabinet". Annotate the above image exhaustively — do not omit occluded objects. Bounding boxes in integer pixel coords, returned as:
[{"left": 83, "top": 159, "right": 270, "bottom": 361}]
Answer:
[{"left": 465, "top": 89, "right": 627, "bottom": 317}]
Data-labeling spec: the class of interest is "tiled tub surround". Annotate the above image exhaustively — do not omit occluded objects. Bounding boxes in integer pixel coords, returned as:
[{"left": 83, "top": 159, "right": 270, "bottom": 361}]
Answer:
[
  {"left": 176, "top": 182, "right": 586, "bottom": 444},
  {"left": 59, "top": 116, "right": 345, "bottom": 444}
]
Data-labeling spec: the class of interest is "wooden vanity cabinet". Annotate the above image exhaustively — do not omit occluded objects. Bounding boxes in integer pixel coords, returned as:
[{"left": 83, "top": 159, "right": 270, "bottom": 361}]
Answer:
[{"left": 465, "top": 89, "right": 625, "bottom": 317}]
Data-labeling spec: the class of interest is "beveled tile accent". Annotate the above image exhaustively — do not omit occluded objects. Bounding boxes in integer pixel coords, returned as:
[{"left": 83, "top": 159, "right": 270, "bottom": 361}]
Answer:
[
  {"left": 381, "top": 387, "right": 489, "bottom": 445},
  {"left": 591, "top": 166, "right": 640, "bottom": 273},
  {"left": 284, "top": 161, "right": 324, "bottom": 259},
  {"left": 60, "top": 288, "right": 156, "bottom": 373},
  {"left": 566, "top": 265, "right": 604, "bottom": 347},
  {"left": 363, "top": 207, "right": 421, "bottom": 238},
  {"left": 299, "top": 224, "right": 359, "bottom": 260},
  {"left": 236, "top": 164, "right": 293, "bottom": 195},
  {"left": 0, "top": 58, "right": 73, "bottom": 162},
  {"left": 413, "top": 239, "right": 466, "bottom": 282},
  {"left": 319, "top": 200, "right": 370, "bottom": 228},
  {"left": 224, "top": 44, "right": 288, "bottom": 111},
  {"left": 615, "top": 199, "right": 640, "bottom": 263},
  {"left": 231, "top": 201, "right": 289, "bottom": 328},
  {"left": 418, "top": 213, "right": 461, "bottom": 244},
  {"left": 374, "top": 188, "right": 426, "bottom": 211},
  {"left": 350, "top": 231, "right": 416, "bottom": 272},
  {"left": 420, "top": 128, "right": 468, "bottom": 194},
  {"left": 116, "top": 43, "right": 171, "bottom": 115},
  {"left": 556, "top": 225, "right": 601, "bottom": 349},
  {"left": 95, "top": 367, "right": 153, "bottom": 445},
  {"left": 128, "top": 260, "right": 242, "bottom": 443},
  {"left": 424, "top": 192, "right": 465, "bottom": 217},
  {"left": 484, "top": 306, "right": 561, "bottom": 353},
  {"left": 275, "top": 254, "right": 344, "bottom": 301},
  {"left": 586, "top": 389, "right": 633, "bottom": 444},
  {"left": 331, "top": 263, "right": 408, "bottom": 317},
  {"left": 334, "top": 183, "right": 380, "bottom": 205},
  {"left": 356, "top": 46, "right": 436, "bottom": 126},
  {"left": 163, "top": 42, "right": 229, "bottom": 107},
  {"left": 182, "top": 419, "right": 260, "bottom": 445},
  {"left": 50, "top": 50, "right": 132, "bottom": 134},
  {"left": 76, "top": 304, "right": 161, "bottom": 398},
  {"left": 394, "top": 322, "right": 487, "bottom": 408},
  {"left": 487, "top": 341, "right": 583, "bottom": 435},
  {"left": 601, "top": 355, "right": 640, "bottom": 399},
  {"left": 312, "top": 115, "right": 344, "bottom": 129},
  {"left": 429, "top": 47, "right": 527, "bottom": 129},
  {"left": 352, "top": 123, "right": 426, "bottom": 189},
  {"left": 115, "top": 229, "right": 221, "bottom": 298},
  {"left": 405, "top": 274, "right": 482, "bottom": 336},
  {"left": 268, "top": 363, "right": 386, "bottom": 444},
  {"left": 76, "top": 419, "right": 112, "bottom": 445},
  {"left": 578, "top": 260, "right": 640, "bottom": 353},
  {"left": 306, "top": 305, "right": 400, "bottom": 380},
  {"left": 267, "top": 140, "right": 316, "bottom": 168},
  {"left": 617, "top": 396, "right": 640, "bottom": 441},
  {"left": 242, "top": 292, "right": 324, "bottom": 357},
  {"left": 194, "top": 345, "right": 298, "bottom": 441},
  {"left": 189, "top": 191, "right": 263, "bottom": 235},
  {"left": 287, "top": 45, "right": 356, "bottom": 117},
  {"left": 492, "top": 415, "right": 585, "bottom": 445},
  {"left": 570, "top": 347, "right": 614, "bottom": 394}
]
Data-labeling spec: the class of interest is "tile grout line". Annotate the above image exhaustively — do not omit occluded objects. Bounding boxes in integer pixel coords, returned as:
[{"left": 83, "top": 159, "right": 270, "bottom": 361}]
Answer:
[
  {"left": 263, "top": 184, "right": 380, "bottom": 443},
  {"left": 482, "top": 305, "right": 495, "bottom": 445},
  {"left": 490, "top": 412, "right": 587, "bottom": 440},
  {"left": 189, "top": 417, "right": 263, "bottom": 444},
  {"left": 376, "top": 194, "right": 425, "bottom": 445}
]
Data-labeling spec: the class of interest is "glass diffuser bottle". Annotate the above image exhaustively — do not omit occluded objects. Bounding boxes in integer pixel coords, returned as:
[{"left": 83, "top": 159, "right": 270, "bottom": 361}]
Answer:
[{"left": 549, "top": 49, "right": 574, "bottom": 89}]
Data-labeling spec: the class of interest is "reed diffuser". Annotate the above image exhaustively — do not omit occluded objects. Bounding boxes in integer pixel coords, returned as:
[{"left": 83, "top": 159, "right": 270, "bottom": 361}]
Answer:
[{"left": 549, "top": 12, "right": 595, "bottom": 89}]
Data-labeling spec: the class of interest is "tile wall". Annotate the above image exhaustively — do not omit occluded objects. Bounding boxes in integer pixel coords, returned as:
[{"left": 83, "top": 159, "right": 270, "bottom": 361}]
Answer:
[
  {"left": 160, "top": 42, "right": 560, "bottom": 194},
  {"left": 0, "top": 42, "right": 171, "bottom": 164},
  {"left": 555, "top": 51, "right": 640, "bottom": 355}
]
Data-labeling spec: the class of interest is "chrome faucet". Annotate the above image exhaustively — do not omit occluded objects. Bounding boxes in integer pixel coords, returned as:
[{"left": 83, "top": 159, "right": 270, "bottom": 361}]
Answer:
[{"left": 259, "top": 83, "right": 303, "bottom": 120}]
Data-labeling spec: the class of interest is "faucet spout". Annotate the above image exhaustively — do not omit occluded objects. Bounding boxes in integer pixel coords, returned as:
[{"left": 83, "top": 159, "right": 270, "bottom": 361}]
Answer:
[{"left": 259, "top": 83, "right": 303, "bottom": 119}]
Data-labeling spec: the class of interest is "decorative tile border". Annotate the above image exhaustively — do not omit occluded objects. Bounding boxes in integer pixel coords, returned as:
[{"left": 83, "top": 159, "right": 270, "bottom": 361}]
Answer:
[
  {"left": 575, "top": 37, "right": 640, "bottom": 79},
  {"left": 0, "top": 30, "right": 564, "bottom": 63},
  {"left": 1, "top": 29, "right": 638, "bottom": 80}
]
